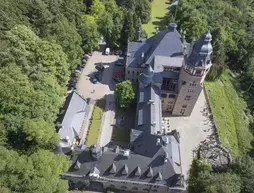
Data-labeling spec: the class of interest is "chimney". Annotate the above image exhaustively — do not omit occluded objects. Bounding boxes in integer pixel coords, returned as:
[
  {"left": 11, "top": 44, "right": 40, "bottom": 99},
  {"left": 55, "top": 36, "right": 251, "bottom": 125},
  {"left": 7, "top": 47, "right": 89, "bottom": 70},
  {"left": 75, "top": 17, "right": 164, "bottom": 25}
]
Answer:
[
  {"left": 168, "top": 23, "right": 177, "bottom": 31},
  {"left": 135, "top": 27, "right": 141, "bottom": 41}
]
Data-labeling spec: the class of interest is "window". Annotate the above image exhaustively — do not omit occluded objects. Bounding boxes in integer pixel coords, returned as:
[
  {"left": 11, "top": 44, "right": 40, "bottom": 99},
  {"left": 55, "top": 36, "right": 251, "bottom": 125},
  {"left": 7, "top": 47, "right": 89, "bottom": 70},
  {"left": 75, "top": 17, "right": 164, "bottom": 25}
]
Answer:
[
  {"left": 121, "top": 186, "right": 127, "bottom": 189},
  {"left": 189, "top": 83, "right": 196, "bottom": 86},
  {"left": 128, "top": 71, "right": 130, "bottom": 74},
  {"left": 132, "top": 187, "right": 138, "bottom": 190},
  {"left": 152, "top": 190, "right": 158, "bottom": 192},
  {"left": 143, "top": 188, "right": 149, "bottom": 191},
  {"left": 162, "top": 100, "right": 164, "bottom": 103},
  {"left": 185, "top": 96, "right": 191, "bottom": 100},
  {"left": 180, "top": 109, "right": 185, "bottom": 114},
  {"left": 195, "top": 70, "right": 202, "bottom": 75},
  {"left": 137, "top": 71, "right": 139, "bottom": 75},
  {"left": 109, "top": 184, "right": 115, "bottom": 188},
  {"left": 182, "top": 81, "right": 186, "bottom": 85},
  {"left": 132, "top": 71, "right": 134, "bottom": 75},
  {"left": 168, "top": 94, "right": 176, "bottom": 98},
  {"left": 182, "top": 105, "right": 187, "bottom": 108},
  {"left": 185, "top": 65, "right": 193, "bottom": 73},
  {"left": 132, "top": 78, "right": 134, "bottom": 82},
  {"left": 161, "top": 93, "right": 167, "bottom": 98},
  {"left": 188, "top": 89, "right": 194, "bottom": 93}
]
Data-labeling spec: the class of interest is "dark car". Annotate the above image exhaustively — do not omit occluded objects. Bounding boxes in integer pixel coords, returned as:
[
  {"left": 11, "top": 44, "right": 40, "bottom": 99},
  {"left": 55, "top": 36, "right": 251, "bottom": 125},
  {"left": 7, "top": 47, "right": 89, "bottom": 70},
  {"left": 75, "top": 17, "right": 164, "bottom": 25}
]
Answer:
[
  {"left": 113, "top": 77, "right": 124, "bottom": 83},
  {"left": 94, "top": 71, "right": 103, "bottom": 81},
  {"left": 90, "top": 76, "right": 98, "bottom": 84},
  {"left": 115, "top": 61, "right": 124, "bottom": 66}
]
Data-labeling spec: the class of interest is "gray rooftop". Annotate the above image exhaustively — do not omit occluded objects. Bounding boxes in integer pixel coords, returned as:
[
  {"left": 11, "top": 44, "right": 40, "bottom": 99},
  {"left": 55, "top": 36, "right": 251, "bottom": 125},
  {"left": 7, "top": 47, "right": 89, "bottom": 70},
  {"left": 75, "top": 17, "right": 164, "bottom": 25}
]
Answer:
[
  {"left": 57, "top": 91, "right": 90, "bottom": 148},
  {"left": 67, "top": 145, "right": 183, "bottom": 187},
  {"left": 126, "top": 24, "right": 184, "bottom": 69}
]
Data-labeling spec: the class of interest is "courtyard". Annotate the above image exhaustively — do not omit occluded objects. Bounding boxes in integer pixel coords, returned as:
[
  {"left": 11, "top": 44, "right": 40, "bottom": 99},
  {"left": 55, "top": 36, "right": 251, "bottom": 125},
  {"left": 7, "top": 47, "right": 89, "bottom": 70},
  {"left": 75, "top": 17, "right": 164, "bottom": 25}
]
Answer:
[
  {"left": 76, "top": 51, "right": 118, "bottom": 147},
  {"left": 166, "top": 90, "right": 215, "bottom": 178}
]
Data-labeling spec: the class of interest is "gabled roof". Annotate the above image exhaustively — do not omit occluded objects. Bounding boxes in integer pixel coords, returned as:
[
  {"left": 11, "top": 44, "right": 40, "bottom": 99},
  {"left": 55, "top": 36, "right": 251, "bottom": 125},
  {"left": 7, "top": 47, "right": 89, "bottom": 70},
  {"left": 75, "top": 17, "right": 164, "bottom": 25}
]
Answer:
[
  {"left": 126, "top": 23, "right": 183, "bottom": 69},
  {"left": 57, "top": 91, "right": 90, "bottom": 147}
]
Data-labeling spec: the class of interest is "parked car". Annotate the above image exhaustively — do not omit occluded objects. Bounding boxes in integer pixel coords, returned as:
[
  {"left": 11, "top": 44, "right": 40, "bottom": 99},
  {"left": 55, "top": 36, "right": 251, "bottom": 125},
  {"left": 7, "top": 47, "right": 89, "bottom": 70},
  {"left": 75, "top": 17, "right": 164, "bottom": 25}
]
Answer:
[
  {"left": 94, "top": 71, "right": 103, "bottom": 81},
  {"left": 87, "top": 52, "right": 92, "bottom": 56},
  {"left": 113, "top": 77, "right": 124, "bottom": 83},
  {"left": 115, "top": 61, "right": 124, "bottom": 66},
  {"left": 76, "top": 65, "right": 84, "bottom": 71},
  {"left": 90, "top": 76, "right": 98, "bottom": 84}
]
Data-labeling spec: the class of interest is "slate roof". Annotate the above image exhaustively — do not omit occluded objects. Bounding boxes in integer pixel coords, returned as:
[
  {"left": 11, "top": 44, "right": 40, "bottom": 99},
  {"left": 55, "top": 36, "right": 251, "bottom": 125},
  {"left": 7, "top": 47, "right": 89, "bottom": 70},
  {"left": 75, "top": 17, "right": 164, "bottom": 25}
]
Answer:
[
  {"left": 57, "top": 91, "right": 90, "bottom": 148},
  {"left": 126, "top": 23, "right": 184, "bottom": 69},
  {"left": 67, "top": 145, "right": 183, "bottom": 187}
]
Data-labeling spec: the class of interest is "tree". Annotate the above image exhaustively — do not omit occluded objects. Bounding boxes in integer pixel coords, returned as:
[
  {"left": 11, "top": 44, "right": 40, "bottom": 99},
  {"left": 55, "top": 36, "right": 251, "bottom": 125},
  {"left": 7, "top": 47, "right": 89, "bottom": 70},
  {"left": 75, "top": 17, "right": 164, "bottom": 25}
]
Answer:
[
  {"left": 115, "top": 80, "right": 136, "bottom": 109},
  {"left": 89, "top": 0, "right": 105, "bottom": 19},
  {"left": 233, "top": 156, "right": 254, "bottom": 193},
  {"left": 188, "top": 158, "right": 241, "bottom": 193},
  {"left": 80, "top": 15, "right": 100, "bottom": 52},
  {"left": 0, "top": 147, "right": 69, "bottom": 193},
  {"left": 180, "top": 11, "right": 208, "bottom": 42},
  {"left": 134, "top": 0, "right": 151, "bottom": 24}
]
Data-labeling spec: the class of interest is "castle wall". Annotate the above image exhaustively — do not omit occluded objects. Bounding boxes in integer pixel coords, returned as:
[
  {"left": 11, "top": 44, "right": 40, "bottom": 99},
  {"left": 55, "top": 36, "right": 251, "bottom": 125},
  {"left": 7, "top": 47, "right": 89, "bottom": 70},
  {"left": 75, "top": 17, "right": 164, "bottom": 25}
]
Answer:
[
  {"left": 125, "top": 67, "right": 142, "bottom": 83},
  {"left": 63, "top": 174, "right": 174, "bottom": 193},
  {"left": 172, "top": 68, "right": 204, "bottom": 116}
]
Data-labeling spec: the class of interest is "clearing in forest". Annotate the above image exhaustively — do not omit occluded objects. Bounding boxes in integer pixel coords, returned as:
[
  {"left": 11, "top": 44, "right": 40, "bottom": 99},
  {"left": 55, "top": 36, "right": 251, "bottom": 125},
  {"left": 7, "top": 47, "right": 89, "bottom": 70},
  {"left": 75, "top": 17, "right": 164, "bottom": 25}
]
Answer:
[{"left": 142, "top": 0, "right": 170, "bottom": 37}]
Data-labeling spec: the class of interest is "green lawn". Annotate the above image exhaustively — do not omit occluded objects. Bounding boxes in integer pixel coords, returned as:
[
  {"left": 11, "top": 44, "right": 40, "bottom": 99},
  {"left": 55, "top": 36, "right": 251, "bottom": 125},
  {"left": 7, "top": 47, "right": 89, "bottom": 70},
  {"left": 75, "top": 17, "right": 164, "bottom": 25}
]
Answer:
[
  {"left": 205, "top": 70, "right": 253, "bottom": 157},
  {"left": 85, "top": 100, "right": 105, "bottom": 146},
  {"left": 112, "top": 127, "right": 130, "bottom": 142},
  {"left": 142, "top": 0, "right": 170, "bottom": 36}
]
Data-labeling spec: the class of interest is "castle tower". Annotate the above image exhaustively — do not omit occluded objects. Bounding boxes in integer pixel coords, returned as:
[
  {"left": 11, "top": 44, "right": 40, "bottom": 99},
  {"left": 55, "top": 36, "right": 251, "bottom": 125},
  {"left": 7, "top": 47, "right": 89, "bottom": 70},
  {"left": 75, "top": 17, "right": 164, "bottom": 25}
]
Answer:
[{"left": 172, "top": 31, "right": 213, "bottom": 116}]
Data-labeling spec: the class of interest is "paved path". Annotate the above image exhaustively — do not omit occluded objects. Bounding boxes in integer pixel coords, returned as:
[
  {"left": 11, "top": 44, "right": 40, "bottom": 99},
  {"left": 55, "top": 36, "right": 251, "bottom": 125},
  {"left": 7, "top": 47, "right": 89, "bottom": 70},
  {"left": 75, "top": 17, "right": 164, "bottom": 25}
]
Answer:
[
  {"left": 167, "top": 90, "right": 214, "bottom": 179},
  {"left": 77, "top": 51, "right": 118, "bottom": 146},
  {"left": 98, "top": 94, "right": 116, "bottom": 147}
]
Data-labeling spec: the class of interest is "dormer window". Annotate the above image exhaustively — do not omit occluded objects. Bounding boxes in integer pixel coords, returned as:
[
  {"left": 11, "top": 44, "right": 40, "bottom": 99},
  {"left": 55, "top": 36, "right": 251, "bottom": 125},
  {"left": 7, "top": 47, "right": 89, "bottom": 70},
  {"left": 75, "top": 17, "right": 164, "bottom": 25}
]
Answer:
[{"left": 185, "top": 64, "right": 193, "bottom": 74}]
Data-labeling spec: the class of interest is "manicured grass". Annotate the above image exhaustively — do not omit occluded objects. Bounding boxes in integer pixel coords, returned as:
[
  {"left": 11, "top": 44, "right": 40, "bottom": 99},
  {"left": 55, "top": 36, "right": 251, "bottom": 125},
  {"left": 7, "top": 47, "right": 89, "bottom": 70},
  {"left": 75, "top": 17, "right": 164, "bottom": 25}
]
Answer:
[
  {"left": 205, "top": 70, "right": 253, "bottom": 157},
  {"left": 142, "top": 0, "right": 170, "bottom": 37},
  {"left": 85, "top": 100, "right": 105, "bottom": 146},
  {"left": 112, "top": 128, "right": 130, "bottom": 142}
]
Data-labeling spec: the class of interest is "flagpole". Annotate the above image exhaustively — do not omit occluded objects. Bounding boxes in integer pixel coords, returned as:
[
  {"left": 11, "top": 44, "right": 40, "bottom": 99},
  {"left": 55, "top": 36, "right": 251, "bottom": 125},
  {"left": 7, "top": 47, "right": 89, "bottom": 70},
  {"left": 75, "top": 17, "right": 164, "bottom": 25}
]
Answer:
[{"left": 174, "top": 0, "right": 180, "bottom": 22}]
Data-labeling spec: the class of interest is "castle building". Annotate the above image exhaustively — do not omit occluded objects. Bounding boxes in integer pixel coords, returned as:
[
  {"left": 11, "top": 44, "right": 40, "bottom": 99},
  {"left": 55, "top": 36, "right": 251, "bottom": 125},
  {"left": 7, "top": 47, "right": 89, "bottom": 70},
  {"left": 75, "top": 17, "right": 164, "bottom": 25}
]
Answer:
[
  {"left": 60, "top": 23, "right": 213, "bottom": 193},
  {"left": 126, "top": 23, "right": 213, "bottom": 116}
]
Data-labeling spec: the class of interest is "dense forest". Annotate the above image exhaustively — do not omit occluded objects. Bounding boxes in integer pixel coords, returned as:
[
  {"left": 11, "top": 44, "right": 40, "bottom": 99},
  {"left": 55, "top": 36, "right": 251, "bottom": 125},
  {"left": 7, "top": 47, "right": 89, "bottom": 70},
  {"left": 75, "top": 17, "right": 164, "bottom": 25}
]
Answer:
[{"left": 0, "top": 0, "right": 152, "bottom": 192}]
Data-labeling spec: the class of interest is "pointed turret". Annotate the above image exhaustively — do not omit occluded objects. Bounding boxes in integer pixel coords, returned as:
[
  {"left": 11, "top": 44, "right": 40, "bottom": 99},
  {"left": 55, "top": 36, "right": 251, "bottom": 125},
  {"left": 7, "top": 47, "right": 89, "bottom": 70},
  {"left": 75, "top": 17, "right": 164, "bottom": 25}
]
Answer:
[
  {"left": 139, "top": 64, "right": 154, "bottom": 87},
  {"left": 185, "top": 31, "right": 213, "bottom": 68}
]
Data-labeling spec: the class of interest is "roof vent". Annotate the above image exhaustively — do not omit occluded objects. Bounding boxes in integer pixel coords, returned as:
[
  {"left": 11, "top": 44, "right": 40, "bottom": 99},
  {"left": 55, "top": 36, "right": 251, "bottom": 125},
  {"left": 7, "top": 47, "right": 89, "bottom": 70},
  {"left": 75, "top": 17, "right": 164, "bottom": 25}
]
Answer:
[
  {"left": 148, "top": 100, "right": 155, "bottom": 104},
  {"left": 156, "top": 138, "right": 161, "bottom": 146},
  {"left": 152, "top": 121, "right": 157, "bottom": 127}
]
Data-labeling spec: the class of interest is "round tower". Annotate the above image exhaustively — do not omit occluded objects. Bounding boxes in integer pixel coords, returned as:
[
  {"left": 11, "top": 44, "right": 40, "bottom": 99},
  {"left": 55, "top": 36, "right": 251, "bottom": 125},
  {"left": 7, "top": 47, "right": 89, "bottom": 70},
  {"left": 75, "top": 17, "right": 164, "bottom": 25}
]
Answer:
[{"left": 172, "top": 31, "right": 213, "bottom": 116}]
